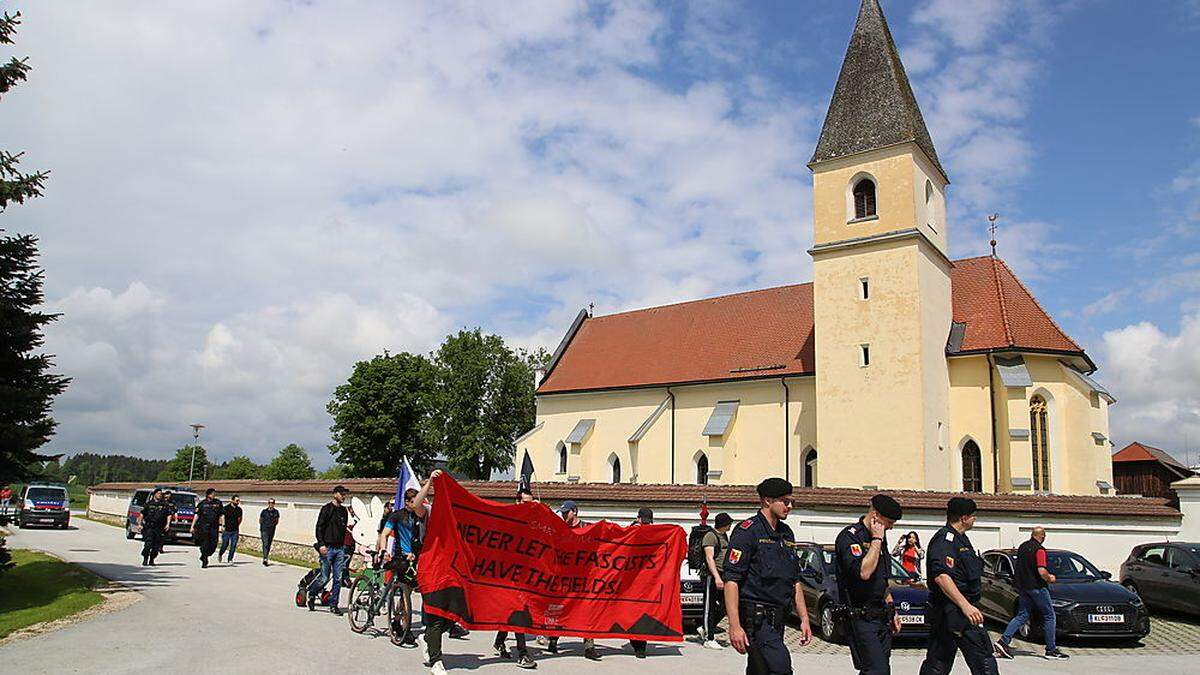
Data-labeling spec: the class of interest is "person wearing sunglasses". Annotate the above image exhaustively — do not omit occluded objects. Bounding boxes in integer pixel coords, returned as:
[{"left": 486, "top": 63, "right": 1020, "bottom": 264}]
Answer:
[{"left": 723, "top": 477, "right": 812, "bottom": 674}]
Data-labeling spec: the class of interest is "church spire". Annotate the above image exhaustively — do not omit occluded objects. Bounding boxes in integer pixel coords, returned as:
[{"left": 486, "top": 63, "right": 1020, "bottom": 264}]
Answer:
[{"left": 809, "top": 0, "right": 947, "bottom": 182}]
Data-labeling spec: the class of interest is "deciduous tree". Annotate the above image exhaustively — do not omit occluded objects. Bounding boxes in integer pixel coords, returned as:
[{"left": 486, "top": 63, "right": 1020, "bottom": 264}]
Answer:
[{"left": 263, "top": 443, "right": 316, "bottom": 481}]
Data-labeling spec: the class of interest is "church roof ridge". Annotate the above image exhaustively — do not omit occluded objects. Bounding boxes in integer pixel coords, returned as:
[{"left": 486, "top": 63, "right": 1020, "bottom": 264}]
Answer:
[
  {"left": 809, "top": 0, "right": 947, "bottom": 181},
  {"left": 593, "top": 281, "right": 813, "bottom": 321}
]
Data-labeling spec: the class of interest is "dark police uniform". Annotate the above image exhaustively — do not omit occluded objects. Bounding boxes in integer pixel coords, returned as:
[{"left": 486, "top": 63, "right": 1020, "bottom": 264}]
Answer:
[
  {"left": 835, "top": 519, "right": 893, "bottom": 675},
  {"left": 140, "top": 497, "right": 170, "bottom": 564},
  {"left": 194, "top": 495, "right": 223, "bottom": 566},
  {"left": 918, "top": 526, "right": 998, "bottom": 675},
  {"left": 724, "top": 511, "right": 802, "bottom": 675},
  {"left": 158, "top": 496, "right": 176, "bottom": 555}
]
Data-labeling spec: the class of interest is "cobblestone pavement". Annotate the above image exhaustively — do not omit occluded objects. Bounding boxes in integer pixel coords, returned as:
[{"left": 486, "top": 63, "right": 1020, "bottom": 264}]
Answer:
[{"left": 778, "top": 614, "right": 1200, "bottom": 655}]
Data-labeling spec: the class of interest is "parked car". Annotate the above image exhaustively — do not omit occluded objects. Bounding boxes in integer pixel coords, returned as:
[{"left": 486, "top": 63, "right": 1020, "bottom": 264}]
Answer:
[
  {"left": 126, "top": 487, "right": 197, "bottom": 543},
  {"left": 17, "top": 483, "right": 71, "bottom": 529},
  {"left": 679, "top": 561, "right": 705, "bottom": 628},
  {"left": 1120, "top": 542, "right": 1200, "bottom": 617},
  {"left": 794, "top": 542, "right": 930, "bottom": 643},
  {"left": 980, "top": 548, "right": 1149, "bottom": 642}
]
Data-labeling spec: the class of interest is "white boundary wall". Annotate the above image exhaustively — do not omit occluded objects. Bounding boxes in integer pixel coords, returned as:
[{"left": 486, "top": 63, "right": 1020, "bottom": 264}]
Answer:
[{"left": 90, "top": 485, "right": 1196, "bottom": 575}]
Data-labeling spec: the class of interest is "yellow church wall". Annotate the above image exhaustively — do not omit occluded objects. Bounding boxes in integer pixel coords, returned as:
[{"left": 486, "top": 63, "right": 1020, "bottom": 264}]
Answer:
[
  {"left": 917, "top": 243, "right": 953, "bottom": 491},
  {"left": 948, "top": 356, "right": 997, "bottom": 493},
  {"left": 1024, "top": 356, "right": 1113, "bottom": 496},
  {"left": 523, "top": 376, "right": 817, "bottom": 486},
  {"left": 813, "top": 237, "right": 928, "bottom": 490},
  {"left": 811, "top": 143, "right": 947, "bottom": 255}
]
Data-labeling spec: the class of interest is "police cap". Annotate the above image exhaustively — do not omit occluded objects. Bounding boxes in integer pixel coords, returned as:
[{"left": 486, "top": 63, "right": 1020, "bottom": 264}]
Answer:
[
  {"left": 756, "top": 477, "right": 793, "bottom": 499},
  {"left": 871, "top": 494, "right": 902, "bottom": 521},
  {"left": 946, "top": 496, "right": 977, "bottom": 520}
]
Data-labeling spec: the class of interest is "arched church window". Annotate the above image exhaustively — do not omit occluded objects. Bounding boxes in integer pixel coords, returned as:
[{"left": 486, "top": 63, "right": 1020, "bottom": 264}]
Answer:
[
  {"left": 696, "top": 454, "right": 709, "bottom": 485},
  {"left": 610, "top": 455, "right": 621, "bottom": 484},
  {"left": 557, "top": 442, "right": 567, "bottom": 473},
  {"left": 853, "top": 178, "right": 876, "bottom": 219},
  {"left": 962, "top": 440, "right": 982, "bottom": 492},
  {"left": 802, "top": 448, "right": 818, "bottom": 488},
  {"left": 1030, "top": 396, "right": 1050, "bottom": 491}
]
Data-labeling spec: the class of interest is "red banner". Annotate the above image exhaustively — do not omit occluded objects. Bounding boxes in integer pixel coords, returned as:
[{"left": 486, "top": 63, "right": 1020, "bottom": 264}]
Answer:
[{"left": 417, "top": 474, "right": 686, "bottom": 641}]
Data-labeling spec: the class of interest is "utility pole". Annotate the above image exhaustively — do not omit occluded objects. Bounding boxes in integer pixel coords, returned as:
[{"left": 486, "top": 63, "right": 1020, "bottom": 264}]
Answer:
[{"left": 188, "top": 423, "right": 206, "bottom": 482}]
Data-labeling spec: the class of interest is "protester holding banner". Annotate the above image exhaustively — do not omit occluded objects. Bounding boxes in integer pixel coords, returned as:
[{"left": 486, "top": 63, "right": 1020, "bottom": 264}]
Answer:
[
  {"left": 545, "top": 500, "right": 600, "bottom": 661},
  {"left": 627, "top": 506, "right": 655, "bottom": 659},
  {"left": 724, "top": 477, "right": 812, "bottom": 675},
  {"left": 417, "top": 474, "right": 686, "bottom": 674},
  {"left": 493, "top": 485, "right": 538, "bottom": 669},
  {"left": 379, "top": 480, "right": 435, "bottom": 650}
]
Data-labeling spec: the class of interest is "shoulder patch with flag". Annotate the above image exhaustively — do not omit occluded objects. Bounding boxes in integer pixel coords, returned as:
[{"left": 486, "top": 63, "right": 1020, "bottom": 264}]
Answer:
[
  {"left": 728, "top": 549, "right": 742, "bottom": 564},
  {"left": 850, "top": 543, "right": 863, "bottom": 557},
  {"left": 945, "top": 555, "right": 955, "bottom": 569},
  {"left": 739, "top": 519, "right": 754, "bottom": 530}
]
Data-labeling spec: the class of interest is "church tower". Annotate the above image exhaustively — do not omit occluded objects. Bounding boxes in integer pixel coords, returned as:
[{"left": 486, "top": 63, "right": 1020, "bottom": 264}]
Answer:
[{"left": 809, "top": 0, "right": 953, "bottom": 490}]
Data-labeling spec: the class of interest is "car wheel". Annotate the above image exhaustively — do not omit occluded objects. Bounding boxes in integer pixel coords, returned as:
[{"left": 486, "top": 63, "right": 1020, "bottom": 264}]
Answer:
[
  {"left": 126, "top": 525, "right": 135, "bottom": 540},
  {"left": 819, "top": 602, "right": 843, "bottom": 643},
  {"left": 18, "top": 519, "right": 27, "bottom": 529}
]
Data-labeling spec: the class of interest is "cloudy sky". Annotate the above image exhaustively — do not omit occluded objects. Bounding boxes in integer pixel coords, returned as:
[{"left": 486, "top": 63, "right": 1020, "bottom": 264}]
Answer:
[{"left": 3, "top": 0, "right": 1200, "bottom": 469}]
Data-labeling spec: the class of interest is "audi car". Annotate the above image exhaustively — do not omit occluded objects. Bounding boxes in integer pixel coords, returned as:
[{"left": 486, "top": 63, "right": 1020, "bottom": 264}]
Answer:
[
  {"left": 794, "top": 542, "right": 930, "bottom": 643},
  {"left": 980, "top": 548, "right": 1150, "bottom": 642},
  {"left": 17, "top": 483, "right": 71, "bottom": 529},
  {"left": 1120, "top": 542, "right": 1200, "bottom": 617}
]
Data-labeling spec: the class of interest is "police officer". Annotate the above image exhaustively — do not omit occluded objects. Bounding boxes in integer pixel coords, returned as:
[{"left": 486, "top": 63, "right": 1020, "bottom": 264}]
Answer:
[
  {"left": 158, "top": 489, "right": 177, "bottom": 556},
  {"left": 835, "top": 494, "right": 904, "bottom": 675},
  {"left": 138, "top": 488, "right": 170, "bottom": 566},
  {"left": 190, "top": 487, "right": 223, "bottom": 568},
  {"left": 724, "top": 477, "right": 812, "bottom": 675},
  {"left": 918, "top": 497, "right": 998, "bottom": 675}
]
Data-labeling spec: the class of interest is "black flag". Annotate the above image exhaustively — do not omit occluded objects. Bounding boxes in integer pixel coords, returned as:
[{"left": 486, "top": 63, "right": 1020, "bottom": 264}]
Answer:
[{"left": 518, "top": 450, "right": 534, "bottom": 494}]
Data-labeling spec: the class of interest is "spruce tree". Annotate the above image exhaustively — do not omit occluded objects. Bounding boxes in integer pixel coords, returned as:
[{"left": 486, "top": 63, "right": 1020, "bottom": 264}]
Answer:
[{"left": 0, "top": 12, "right": 69, "bottom": 485}]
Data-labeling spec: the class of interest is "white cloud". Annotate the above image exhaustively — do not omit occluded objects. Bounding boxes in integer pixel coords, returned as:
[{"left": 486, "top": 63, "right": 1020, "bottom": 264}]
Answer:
[
  {"left": 1101, "top": 315, "right": 1200, "bottom": 458},
  {"left": 7, "top": 1, "right": 814, "bottom": 465}
]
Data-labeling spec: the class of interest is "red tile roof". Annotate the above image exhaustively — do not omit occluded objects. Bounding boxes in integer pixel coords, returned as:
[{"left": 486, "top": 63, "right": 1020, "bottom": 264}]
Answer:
[
  {"left": 88, "top": 479, "right": 1178, "bottom": 517},
  {"left": 538, "top": 255, "right": 1086, "bottom": 394},
  {"left": 1113, "top": 442, "right": 1193, "bottom": 474}
]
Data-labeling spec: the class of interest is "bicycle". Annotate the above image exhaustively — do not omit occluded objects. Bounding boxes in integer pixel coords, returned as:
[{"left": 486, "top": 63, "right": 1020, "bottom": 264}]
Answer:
[{"left": 346, "top": 552, "right": 416, "bottom": 646}]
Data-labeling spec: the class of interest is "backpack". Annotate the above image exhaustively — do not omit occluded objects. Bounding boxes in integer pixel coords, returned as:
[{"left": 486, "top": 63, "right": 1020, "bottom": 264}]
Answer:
[{"left": 687, "top": 524, "right": 714, "bottom": 573}]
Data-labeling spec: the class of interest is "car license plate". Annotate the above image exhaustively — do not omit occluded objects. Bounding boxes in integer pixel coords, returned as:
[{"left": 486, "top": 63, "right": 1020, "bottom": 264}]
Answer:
[
  {"left": 681, "top": 593, "right": 705, "bottom": 606},
  {"left": 898, "top": 614, "right": 925, "bottom": 625},
  {"left": 1088, "top": 614, "right": 1123, "bottom": 624}
]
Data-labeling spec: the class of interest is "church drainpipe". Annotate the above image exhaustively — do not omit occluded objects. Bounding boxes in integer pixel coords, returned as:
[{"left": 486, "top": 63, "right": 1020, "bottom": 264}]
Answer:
[
  {"left": 987, "top": 354, "right": 1000, "bottom": 493},
  {"left": 667, "top": 387, "right": 676, "bottom": 484},
  {"left": 781, "top": 378, "right": 791, "bottom": 482}
]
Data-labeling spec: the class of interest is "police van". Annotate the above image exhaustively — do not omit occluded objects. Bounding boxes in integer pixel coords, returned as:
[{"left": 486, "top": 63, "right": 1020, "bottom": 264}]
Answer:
[
  {"left": 16, "top": 483, "right": 72, "bottom": 529},
  {"left": 126, "top": 487, "right": 197, "bottom": 542}
]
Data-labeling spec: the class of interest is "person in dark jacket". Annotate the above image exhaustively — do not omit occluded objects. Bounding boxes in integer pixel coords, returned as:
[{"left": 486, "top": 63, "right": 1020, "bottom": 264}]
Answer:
[
  {"left": 158, "top": 489, "right": 177, "bottom": 556},
  {"left": 259, "top": 498, "right": 280, "bottom": 566},
  {"left": 190, "top": 488, "right": 223, "bottom": 568},
  {"left": 307, "top": 485, "right": 350, "bottom": 615},
  {"left": 138, "top": 488, "right": 170, "bottom": 566},
  {"left": 994, "top": 527, "right": 1067, "bottom": 660},
  {"left": 218, "top": 495, "right": 243, "bottom": 563}
]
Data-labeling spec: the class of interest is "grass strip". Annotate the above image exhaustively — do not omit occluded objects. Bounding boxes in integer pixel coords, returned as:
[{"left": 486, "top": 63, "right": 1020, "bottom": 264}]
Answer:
[{"left": 0, "top": 549, "right": 107, "bottom": 639}]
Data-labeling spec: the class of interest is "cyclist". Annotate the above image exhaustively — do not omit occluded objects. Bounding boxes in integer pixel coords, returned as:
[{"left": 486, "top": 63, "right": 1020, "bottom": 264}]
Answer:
[{"left": 378, "top": 473, "right": 438, "bottom": 649}]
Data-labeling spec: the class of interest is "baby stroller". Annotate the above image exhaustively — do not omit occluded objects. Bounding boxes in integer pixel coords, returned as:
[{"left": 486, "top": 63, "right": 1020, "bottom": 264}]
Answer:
[{"left": 294, "top": 566, "right": 342, "bottom": 608}]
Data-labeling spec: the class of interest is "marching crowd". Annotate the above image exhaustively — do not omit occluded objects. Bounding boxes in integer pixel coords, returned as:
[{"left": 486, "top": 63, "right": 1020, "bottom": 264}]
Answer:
[{"left": 132, "top": 474, "right": 1071, "bottom": 675}]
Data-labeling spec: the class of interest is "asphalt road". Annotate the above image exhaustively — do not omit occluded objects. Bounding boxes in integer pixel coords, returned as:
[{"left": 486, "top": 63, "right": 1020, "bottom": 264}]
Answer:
[{"left": 2, "top": 518, "right": 1194, "bottom": 674}]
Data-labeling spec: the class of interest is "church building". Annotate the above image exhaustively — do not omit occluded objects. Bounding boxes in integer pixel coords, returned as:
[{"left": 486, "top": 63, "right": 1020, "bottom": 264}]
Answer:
[{"left": 516, "top": 0, "right": 1116, "bottom": 496}]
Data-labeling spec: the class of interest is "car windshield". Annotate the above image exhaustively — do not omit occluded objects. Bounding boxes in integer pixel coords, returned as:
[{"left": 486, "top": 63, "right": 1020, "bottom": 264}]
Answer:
[
  {"left": 170, "top": 493, "right": 196, "bottom": 508},
  {"left": 1046, "top": 551, "right": 1103, "bottom": 580},
  {"left": 26, "top": 488, "right": 65, "bottom": 501}
]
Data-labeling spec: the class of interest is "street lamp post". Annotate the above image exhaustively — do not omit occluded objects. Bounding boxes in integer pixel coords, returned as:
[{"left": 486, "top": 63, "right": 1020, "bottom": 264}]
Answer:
[{"left": 188, "top": 423, "right": 206, "bottom": 482}]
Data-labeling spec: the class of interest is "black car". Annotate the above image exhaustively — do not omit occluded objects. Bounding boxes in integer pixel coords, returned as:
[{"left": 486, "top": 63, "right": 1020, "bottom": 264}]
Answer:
[
  {"left": 795, "top": 542, "right": 930, "bottom": 643},
  {"left": 1120, "top": 542, "right": 1200, "bottom": 617},
  {"left": 980, "top": 548, "right": 1149, "bottom": 641}
]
